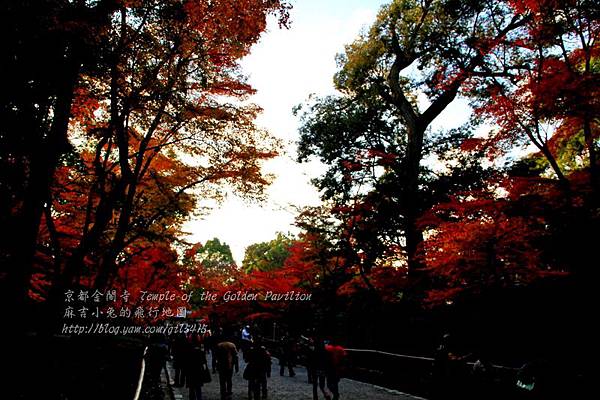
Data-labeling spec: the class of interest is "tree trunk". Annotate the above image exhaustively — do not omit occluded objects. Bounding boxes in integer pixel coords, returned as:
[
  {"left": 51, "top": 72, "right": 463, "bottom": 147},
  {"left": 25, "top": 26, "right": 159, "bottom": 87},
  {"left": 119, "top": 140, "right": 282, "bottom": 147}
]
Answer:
[
  {"left": 404, "top": 124, "right": 426, "bottom": 273},
  {"left": 4, "top": 43, "right": 80, "bottom": 327}
]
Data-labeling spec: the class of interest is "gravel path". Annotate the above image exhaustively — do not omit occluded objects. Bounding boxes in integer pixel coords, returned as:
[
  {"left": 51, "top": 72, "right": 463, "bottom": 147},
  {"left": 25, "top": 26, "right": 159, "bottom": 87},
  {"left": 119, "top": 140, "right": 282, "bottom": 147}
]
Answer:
[{"left": 165, "top": 354, "right": 425, "bottom": 400}]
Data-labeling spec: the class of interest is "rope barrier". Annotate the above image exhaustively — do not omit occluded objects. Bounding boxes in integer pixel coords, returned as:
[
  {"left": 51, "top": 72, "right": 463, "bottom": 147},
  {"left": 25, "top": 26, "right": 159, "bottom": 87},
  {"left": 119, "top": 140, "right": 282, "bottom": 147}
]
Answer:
[{"left": 344, "top": 348, "right": 517, "bottom": 370}]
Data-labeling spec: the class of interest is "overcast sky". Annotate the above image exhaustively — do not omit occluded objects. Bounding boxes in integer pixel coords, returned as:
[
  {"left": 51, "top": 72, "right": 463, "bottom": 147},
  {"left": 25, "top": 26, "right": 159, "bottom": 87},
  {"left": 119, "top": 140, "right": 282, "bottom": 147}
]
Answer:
[{"left": 183, "top": 0, "right": 472, "bottom": 263}]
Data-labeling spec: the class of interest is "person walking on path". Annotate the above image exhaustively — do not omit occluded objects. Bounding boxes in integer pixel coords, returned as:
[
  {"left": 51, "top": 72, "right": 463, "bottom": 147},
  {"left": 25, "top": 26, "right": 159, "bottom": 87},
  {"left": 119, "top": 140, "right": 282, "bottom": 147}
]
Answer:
[
  {"left": 243, "top": 337, "right": 272, "bottom": 400},
  {"left": 431, "top": 333, "right": 470, "bottom": 399},
  {"left": 185, "top": 334, "right": 210, "bottom": 400},
  {"left": 145, "top": 334, "right": 170, "bottom": 396},
  {"left": 278, "top": 334, "right": 297, "bottom": 377},
  {"left": 215, "top": 335, "right": 239, "bottom": 400},
  {"left": 241, "top": 325, "right": 253, "bottom": 358},
  {"left": 171, "top": 333, "right": 188, "bottom": 387},
  {"left": 309, "top": 338, "right": 330, "bottom": 400},
  {"left": 207, "top": 327, "right": 224, "bottom": 373},
  {"left": 300, "top": 335, "right": 316, "bottom": 384},
  {"left": 324, "top": 340, "right": 346, "bottom": 400}
]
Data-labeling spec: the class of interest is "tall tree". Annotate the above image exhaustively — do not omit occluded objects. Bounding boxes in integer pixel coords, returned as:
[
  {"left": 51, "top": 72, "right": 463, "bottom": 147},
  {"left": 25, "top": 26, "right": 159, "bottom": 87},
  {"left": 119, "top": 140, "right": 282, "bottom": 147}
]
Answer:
[
  {"left": 418, "top": 0, "right": 600, "bottom": 304},
  {"left": 1, "top": 0, "right": 291, "bottom": 324},
  {"left": 60, "top": 0, "right": 288, "bottom": 293},
  {"left": 299, "top": 0, "right": 529, "bottom": 273},
  {"left": 0, "top": 0, "right": 120, "bottom": 319}
]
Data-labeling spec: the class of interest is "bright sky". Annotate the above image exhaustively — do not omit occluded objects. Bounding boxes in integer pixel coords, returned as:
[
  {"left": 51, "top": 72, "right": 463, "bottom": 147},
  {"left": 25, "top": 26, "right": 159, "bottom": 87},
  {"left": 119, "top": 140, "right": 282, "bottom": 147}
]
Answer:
[{"left": 184, "top": 0, "right": 471, "bottom": 264}]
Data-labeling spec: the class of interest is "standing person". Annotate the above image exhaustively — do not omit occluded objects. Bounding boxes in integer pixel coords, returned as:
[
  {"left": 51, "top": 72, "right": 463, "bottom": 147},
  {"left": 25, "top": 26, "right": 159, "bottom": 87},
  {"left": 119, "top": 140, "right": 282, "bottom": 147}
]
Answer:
[
  {"left": 241, "top": 325, "right": 253, "bottom": 358},
  {"left": 209, "top": 327, "right": 224, "bottom": 373},
  {"left": 145, "top": 334, "right": 170, "bottom": 395},
  {"left": 309, "top": 338, "right": 330, "bottom": 400},
  {"left": 244, "top": 337, "right": 272, "bottom": 400},
  {"left": 185, "top": 334, "right": 210, "bottom": 400},
  {"left": 171, "top": 333, "right": 188, "bottom": 387},
  {"left": 324, "top": 340, "right": 346, "bottom": 400},
  {"left": 302, "top": 335, "right": 316, "bottom": 384},
  {"left": 214, "top": 335, "right": 239, "bottom": 400},
  {"left": 431, "top": 333, "right": 470, "bottom": 399},
  {"left": 278, "top": 334, "right": 296, "bottom": 377}
]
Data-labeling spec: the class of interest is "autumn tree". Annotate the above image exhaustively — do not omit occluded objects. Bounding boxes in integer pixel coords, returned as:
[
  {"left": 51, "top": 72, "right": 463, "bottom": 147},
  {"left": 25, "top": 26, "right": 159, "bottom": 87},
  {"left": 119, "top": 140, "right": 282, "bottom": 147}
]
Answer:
[
  {"left": 467, "top": 0, "right": 599, "bottom": 191},
  {"left": 58, "top": 0, "right": 288, "bottom": 294},
  {"left": 0, "top": 0, "right": 121, "bottom": 319},
  {"left": 2, "top": 1, "right": 292, "bottom": 326},
  {"left": 292, "top": 0, "right": 599, "bottom": 356},
  {"left": 418, "top": 0, "right": 600, "bottom": 305},
  {"left": 298, "top": 0, "right": 530, "bottom": 276},
  {"left": 31, "top": 145, "right": 198, "bottom": 302}
]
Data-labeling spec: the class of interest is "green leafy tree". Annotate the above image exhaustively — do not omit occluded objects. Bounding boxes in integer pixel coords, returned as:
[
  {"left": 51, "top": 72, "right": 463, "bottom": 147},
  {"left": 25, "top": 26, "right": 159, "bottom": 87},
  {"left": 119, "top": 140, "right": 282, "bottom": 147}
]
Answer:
[
  {"left": 196, "top": 238, "right": 236, "bottom": 270},
  {"left": 242, "top": 232, "right": 295, "bottom": 272},
  {"left": 183, "top": 238, "right": 237, "bottom": 309}
]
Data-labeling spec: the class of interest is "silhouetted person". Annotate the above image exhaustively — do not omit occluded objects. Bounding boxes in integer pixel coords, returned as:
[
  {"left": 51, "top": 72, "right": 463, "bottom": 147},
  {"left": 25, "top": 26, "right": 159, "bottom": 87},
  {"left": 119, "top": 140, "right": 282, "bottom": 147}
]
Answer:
[
  {"left": 244, "top": 338, "right": 272, "bottom": 400},
  {"left": 309, "top": 338, "right": 330, "bottom": 400},
  {"left": 185, "top": 334, "right": 209, "bottom": 400},
  {"left": 145, "top": 335, "right": 169, "bottom": 396},
  {"left": 302, "top": 335, "right": 316, "bottom": 384},
  {"left": 208, "top": 327, "right": 224, "bottom": 373},
  {"left": 324, "top": 340, "right": 346, "bottom": 400},
  {"left": 431, "top": 333, "right": 469, "bottom": 399},
  {"left": 171, "top": 333, "right": 188, "bottom": 387},
  {"left": 215, "top": 336, "right": 239, "bottom": 400},
  {"left": 278, "top": 334, "right": 296, "bottom": 377}
]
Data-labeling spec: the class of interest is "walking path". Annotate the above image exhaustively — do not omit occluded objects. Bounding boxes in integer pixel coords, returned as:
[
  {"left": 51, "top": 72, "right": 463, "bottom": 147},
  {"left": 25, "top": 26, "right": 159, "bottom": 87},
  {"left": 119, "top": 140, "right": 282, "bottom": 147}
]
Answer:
[{"left": 162, "top": 353, "right": 426, "bottom": 400}]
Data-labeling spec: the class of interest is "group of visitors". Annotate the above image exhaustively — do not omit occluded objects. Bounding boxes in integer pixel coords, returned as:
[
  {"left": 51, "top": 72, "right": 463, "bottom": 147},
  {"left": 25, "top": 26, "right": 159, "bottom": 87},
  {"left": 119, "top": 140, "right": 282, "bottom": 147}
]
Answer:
[
  {"left": 248, "top": 326, "right": 347, "bottom": 400},
  {"left": 170, "top": 330, "right": 240, "bottom": 400},
  {"left": 305, "top": 336, "right": 346, "bottom": 400},
  {"left": 160, "top": 325, "right": 347, "bottom": 400},
  {"left": 152, "top": 326, "right": 565, "bottom": 400}
]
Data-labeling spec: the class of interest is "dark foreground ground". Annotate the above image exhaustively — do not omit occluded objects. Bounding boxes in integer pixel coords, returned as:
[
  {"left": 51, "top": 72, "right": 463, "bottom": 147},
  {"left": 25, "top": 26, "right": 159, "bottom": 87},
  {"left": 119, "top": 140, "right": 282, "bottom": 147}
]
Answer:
[
  {"left": 5, "top": 334, "right": 592, "bottom": 400},
  {"left": 8, "top": 334, "right": 145, "bottom": 400}
]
